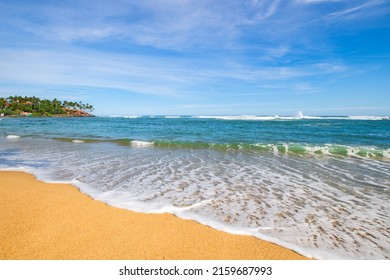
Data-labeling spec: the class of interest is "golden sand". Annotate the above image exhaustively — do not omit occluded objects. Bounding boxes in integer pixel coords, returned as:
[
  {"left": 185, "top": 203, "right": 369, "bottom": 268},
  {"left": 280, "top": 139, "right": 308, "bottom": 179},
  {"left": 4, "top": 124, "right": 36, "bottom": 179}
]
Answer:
[{"left": 0, "top": 171, "right": 307, "bottom": 260}]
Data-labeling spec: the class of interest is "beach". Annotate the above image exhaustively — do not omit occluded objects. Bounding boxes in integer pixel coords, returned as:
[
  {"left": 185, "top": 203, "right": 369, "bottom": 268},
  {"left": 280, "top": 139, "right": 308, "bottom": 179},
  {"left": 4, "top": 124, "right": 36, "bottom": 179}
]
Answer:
[{"left": 0, "top": 171, "right": 307, "bottom": 260}]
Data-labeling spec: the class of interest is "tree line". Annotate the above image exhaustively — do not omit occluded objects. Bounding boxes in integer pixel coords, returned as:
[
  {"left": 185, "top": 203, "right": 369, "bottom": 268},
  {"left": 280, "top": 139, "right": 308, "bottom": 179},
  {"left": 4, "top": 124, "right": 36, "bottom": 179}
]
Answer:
[{"left": 0, "top": 95, "right": 94, "bottom": 117}]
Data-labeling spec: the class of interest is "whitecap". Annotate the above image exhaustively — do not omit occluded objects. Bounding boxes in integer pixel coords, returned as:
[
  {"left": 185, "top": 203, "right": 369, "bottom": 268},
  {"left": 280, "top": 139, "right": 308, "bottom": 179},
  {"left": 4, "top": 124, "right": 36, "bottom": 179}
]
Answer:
[
  {"left": 131, "top": 140, "right": 154, "bottom": 147},
  {"left": 192, "top": 114, "right": 388, "bottom": 121},
  {"left": 347, "top": 116, "right": 388, "bottom": 120},
  {"left": 6, "top": 135, "right": 20, "bottom": 139}
]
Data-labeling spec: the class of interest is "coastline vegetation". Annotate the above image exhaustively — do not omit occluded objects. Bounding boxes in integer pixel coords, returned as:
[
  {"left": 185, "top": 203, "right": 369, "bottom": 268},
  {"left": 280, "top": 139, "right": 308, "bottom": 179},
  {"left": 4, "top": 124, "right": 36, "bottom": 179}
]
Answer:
[{"left": 0, "top": 95, "right": 94, "bottom": 117}]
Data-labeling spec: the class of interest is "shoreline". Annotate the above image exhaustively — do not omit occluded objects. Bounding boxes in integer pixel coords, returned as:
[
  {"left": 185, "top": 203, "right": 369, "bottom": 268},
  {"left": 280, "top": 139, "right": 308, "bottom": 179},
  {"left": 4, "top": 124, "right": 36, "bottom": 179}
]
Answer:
[
  {"left": 0, "top": 115, "right": 95, "bottom": 118},
  {"left": 0, "top": 171, "right": 308, "bottom": 260}
]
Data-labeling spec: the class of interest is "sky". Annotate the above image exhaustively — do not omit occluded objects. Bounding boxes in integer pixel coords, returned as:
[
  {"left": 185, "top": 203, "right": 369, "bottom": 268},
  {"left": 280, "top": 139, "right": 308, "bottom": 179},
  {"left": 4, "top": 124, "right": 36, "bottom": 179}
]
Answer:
[{"left": 0, "top": 0, "right": 389, "bottom": 116}]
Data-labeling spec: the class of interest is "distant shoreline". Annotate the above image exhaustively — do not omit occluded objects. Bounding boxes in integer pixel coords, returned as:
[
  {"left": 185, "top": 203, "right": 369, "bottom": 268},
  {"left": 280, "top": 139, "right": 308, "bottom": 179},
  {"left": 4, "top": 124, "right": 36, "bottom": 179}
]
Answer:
[
  {"left": 1, "top": 114, "right": 94, "bottom": 118},
  {"left": 0, "top": 96, "right": 94, "bottom": 118}
]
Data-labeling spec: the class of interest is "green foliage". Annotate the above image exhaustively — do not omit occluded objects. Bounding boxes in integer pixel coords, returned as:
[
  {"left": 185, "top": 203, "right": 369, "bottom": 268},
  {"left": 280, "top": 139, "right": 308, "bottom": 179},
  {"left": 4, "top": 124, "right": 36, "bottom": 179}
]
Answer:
[
  {"left": 0, "top": 95, "right": 94, "bottom": 117},
  {"left": 2, "top": 108, "right": 16, "bottom": 116}
]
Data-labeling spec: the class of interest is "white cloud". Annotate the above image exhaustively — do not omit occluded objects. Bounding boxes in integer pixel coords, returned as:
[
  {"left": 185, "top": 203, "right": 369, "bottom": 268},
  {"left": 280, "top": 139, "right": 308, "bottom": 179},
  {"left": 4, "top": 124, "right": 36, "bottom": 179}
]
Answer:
[
  {"left": 326, "top": 0, "right": 385, "bottom": 19},
  {"left": 293, "top": 83, "right": 322, "bottom": 93},
  {"left": 0, "top": 45, "right": 350, "bottom": 102},
  {"left": 2, "top": 0, "right": 389, "bottom": 53},
  {"left": 296, "top": 0, "right": 343, "bottom": 3}
]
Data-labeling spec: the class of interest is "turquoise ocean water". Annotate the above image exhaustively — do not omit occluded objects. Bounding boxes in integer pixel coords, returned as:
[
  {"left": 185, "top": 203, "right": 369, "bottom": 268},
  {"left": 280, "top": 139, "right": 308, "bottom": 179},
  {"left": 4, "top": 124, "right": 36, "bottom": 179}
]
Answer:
[{"left": 1, "top": 114, "right": 389, "bottom": 259}]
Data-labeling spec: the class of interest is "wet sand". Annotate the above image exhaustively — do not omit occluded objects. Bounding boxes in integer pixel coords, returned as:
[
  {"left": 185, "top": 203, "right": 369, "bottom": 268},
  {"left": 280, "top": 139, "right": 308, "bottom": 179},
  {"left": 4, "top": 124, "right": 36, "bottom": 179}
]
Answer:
[{"left": 0, "top": 171, "right": 307, "bottom": 260}]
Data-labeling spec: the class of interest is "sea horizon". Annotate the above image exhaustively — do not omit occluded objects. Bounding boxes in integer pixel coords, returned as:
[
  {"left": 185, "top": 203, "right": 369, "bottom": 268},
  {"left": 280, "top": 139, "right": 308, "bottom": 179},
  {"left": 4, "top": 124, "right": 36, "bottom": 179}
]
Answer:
[{"left": 97, "top": 113, "right": 390, "bottom": 119}]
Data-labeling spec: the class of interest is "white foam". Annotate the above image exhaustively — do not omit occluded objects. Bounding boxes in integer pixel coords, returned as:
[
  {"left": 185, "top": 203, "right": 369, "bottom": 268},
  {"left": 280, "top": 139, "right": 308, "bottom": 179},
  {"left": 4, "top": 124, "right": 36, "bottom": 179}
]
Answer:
[
  {"left": 131, "top": 140, "right": 154, "bottom": 147},
  {"left": 0, "top": 166, "right": 28, "bottom": 172},
  {"left": 123, "top": 115, "right": 141, "bottom": 119},
  {"left": 347, "top": 116, "right": 388, "bottom": 120},
  {"left": 194, "top": 114, "right": 318, "bottom": 121},
  {"left": 72, "top": 139, "right": 85, "bottom": 143},
  {"left": 6, "top": 135, "right": 20, "bottom": 139},
  {"left": 192, "top": 115, "right": 388, "bottom": 121},
  {"left": 72, "top": 183, "right": 333, "bottom": 259},
  {"left": 195, "top": 115, "right": 281, "bottom": 121},
  {"left": 2, "top": 136, "right": 389, "bottom": 260},
  {"left": 103, "top": 115, "right": 141, "bottom": 118}
]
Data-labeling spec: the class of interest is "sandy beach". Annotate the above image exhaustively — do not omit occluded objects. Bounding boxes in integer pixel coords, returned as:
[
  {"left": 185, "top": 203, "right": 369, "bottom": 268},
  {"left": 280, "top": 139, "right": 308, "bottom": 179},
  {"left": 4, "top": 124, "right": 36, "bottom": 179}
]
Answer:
[{"left": 0, "top": 171, "right": 307, "bottom": 260}]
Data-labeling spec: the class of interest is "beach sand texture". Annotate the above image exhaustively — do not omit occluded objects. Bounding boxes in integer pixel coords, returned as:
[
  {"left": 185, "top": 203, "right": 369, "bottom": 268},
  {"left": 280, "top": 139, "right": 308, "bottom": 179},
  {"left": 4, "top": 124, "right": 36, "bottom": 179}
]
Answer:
[{"left": 0, "top": 171, "right": 307, "bottom": 260}]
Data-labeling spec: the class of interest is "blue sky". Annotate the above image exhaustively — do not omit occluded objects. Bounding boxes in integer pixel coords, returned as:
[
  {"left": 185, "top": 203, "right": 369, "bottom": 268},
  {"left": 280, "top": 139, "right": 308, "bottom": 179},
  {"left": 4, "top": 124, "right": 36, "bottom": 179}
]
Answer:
[{"left": 0, "top": 0, "right": 389, "bottom": 116}]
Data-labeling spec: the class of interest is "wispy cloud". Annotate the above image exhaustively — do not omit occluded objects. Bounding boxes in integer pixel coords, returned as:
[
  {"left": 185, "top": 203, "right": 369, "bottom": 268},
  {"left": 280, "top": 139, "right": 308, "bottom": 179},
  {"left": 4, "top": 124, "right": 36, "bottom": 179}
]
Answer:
[
  {"left": 0, "top": 46, "right": 348, "bottom": 100},
  {"left": 327, "top": 0, "right": 385, "bottom": 18},
  {"left": 314, "top": 0, "right": 388, "bottom": 22},
  {"left": 1, "top": 0, "right": 388, "bottom": 52},
  {"left": 292, "top": 83, "right": 322, "bottom": 93},
  {"left": 1, "top": 1, "right": 241, "bottom": 49},
  {"left": 296, "top": 0, "right": 343, "bottom": 3}
]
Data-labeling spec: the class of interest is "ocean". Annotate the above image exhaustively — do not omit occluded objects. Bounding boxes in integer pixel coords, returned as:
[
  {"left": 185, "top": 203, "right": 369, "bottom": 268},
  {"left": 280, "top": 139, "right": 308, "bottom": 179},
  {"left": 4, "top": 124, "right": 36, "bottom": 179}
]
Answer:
[{"left": 1, "top": 114, "right": 389, "bottom": 259}]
